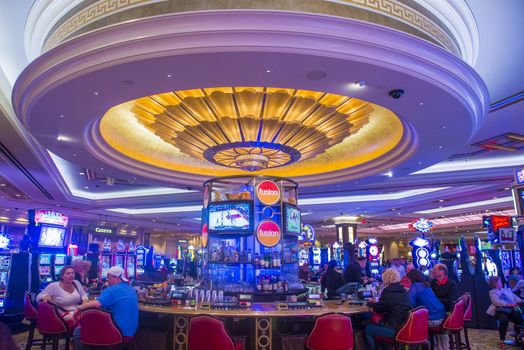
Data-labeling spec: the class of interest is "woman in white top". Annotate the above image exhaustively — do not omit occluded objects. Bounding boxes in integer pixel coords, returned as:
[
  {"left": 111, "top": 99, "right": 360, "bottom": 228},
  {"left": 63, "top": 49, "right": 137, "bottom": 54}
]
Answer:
[
  {"left": 488, "top": 276, "right": 523, "bottom": 348},
  {"left": 37, "top": 266, "right": 87, "bottom": 318}
]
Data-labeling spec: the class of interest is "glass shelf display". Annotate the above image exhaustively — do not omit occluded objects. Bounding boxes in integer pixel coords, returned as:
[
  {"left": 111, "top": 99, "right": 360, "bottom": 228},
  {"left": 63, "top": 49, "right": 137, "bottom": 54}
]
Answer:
[{"left": 201, "top": 176, "right": 303, "bottom": 300}]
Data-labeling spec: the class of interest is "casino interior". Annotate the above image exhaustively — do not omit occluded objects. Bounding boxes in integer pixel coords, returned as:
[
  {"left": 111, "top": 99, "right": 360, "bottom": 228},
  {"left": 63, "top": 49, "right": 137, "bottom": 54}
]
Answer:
[{"left": 0, "top": 1, "right": 524, "bottom": 349}]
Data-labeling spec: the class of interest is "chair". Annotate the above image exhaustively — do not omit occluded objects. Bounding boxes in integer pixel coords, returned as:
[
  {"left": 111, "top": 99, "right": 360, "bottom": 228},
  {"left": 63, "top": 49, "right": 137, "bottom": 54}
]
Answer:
[
  {"left": 188, "top": 315, "right": 243, "bottom": 350},
  {"left": 79, "top": 307, "right": 134, "bottom": 349},
  {"left": 306, "top": 313, "right": 354, "bottom": 350},
  {"left": 37, "top": 302, "right": 73, "bottom": 350},
  {"left": 374, "top": 306, "right": 429, "bottom": 350},
  {"left": 24, "top": 293, "right": 43, "bottom": 350},
  {"left": 429, "top": 298, "right": 465, "bottom": 350},
  {"left": 458, "top": 293, "right": 472, "bottom": 350}
]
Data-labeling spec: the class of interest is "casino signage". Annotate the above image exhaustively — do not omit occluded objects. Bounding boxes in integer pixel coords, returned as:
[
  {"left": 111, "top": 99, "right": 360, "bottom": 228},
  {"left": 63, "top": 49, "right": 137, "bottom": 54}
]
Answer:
[
  {"left": 256, "top": 180, "right": 281, "bottom": 206},
  {"left": 256, "top": 220, "right": 281, "bottom": 247},
  {"left": 201, "top": 223, "right": 208, "bottom": 247},
  {"left": 34, "top": 209, "right": 68, "bottom": 227},
  {"left": 90, "top": 226, "right": 116, "bottom": 235}
]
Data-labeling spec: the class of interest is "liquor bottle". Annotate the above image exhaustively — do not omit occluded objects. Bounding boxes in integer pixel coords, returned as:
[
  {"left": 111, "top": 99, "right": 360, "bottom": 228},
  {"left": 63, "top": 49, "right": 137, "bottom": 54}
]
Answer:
[
  {"left": 272, "top": 275, "right": 278, "bottom": 291},
  {"left": 254, "top": 253, "right": 259, "bottom": 267},
  {"left": 256, "top": 276, "right": 262, "bottom": 291}
]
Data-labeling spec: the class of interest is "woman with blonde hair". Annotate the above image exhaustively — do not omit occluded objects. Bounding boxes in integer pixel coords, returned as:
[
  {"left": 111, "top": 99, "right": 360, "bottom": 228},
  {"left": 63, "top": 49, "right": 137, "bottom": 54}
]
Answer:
[{"left": 365, "top": 268, "right": 412, "bottom": 349}]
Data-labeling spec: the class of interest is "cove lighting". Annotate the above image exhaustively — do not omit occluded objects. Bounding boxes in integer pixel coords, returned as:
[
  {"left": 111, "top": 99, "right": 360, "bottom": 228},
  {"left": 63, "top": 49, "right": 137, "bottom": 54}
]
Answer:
[
  {"left": 414, "top": 197, "right": 513, "bottom": 214},
  {"left": 48, "top": 152, "right": 193, "bottom": 200},
  {"left": 108, "top": 205, "right": 203, "bottom": 215},
  {"left": 411, "top": 154, "right": 524, "bottom": 174},
  {"left": 298, "top": 187, "right": 449, "bottom": 206}
]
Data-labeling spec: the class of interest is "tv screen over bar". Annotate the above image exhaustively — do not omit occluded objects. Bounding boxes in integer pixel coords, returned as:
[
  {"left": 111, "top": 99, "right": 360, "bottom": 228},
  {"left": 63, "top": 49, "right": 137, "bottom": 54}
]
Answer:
[
  {"left": 208, "top": 201, "right": 252, "bottom": 233},
  {"left": 284, "top": 203, "right": 301, "bottom": 235}
]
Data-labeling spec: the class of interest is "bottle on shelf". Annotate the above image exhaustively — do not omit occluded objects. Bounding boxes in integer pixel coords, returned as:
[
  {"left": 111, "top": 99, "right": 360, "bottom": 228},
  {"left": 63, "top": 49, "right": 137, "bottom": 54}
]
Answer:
[{"left": 247, "top": 249, "right": 252, "bottom": 261}]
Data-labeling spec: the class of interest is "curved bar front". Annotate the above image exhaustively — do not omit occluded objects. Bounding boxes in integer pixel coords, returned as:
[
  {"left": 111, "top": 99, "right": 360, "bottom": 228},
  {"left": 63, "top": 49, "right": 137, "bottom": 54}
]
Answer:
[{"left": 138, "top": 301, "right": 369, "bottom": 350}]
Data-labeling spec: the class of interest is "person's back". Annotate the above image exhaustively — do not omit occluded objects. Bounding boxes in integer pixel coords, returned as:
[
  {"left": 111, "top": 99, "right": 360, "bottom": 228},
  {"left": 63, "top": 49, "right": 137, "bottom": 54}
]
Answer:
[
  {"left": 408, "top": 281, "right": 446, "bottom": 321},
  {"left": 97, "top": 281, "right": 139, "bottom": 336},
  {"left": 0, "top": 321, "right": 20, "bottom": 350}
]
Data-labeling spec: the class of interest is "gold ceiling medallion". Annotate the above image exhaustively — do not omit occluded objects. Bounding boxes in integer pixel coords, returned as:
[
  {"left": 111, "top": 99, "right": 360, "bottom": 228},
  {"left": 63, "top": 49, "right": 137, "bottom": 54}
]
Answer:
[{"left": 131, "top": 87, "right": 373, "bottom": 171}]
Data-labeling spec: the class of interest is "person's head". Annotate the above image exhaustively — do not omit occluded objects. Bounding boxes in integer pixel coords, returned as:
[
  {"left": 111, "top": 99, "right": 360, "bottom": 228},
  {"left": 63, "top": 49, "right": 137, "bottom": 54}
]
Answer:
[
  {"left": 357, "top": 256, "right": 367, "bottom": 268},
  {"left": 407, "top": 269, "right": 428, "bottom": 286},
  {"left": 391, "top": 258, "right": 401, "bottom": 267},
  {"left": 0, "top": 320, "right": 20, "bottom": 350},
  {"left": 106, "top": 266, "right": 128, "bottom": 286},
  {"left": 59, "top": 266, "right": 75, "bottom": 283},
  {"left": 323, "top": 263, "right": 329, "bottom": 271},
  {"left": 82, "top": 260, "right": 92, "bottom": 273},
  {"left": 432, "top": 263, "right": 448, "bottom": 281},
  {"left": 71, "top": 259, "right": 83, "bottom": 273},
  {"left": 302, "top": 263, "right": 309, "bottom": 270},
  {"left": 328, "top": 260, "right": 338, "bottom": 270},
  {"left": 381, "top": 268, "right": 401, "bottom": 286},
  {"left": 488, "top": 275, "right": 502, "bottom": 289},
  {"left": 405, "top": 263, "right": 415, "bottom": 274}
]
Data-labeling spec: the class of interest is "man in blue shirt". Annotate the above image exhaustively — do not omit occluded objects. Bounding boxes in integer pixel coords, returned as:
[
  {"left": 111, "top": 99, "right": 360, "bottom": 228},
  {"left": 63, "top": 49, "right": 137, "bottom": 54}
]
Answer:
[{"left": 74, "top": 266, "right": 138, "bottom": 349}]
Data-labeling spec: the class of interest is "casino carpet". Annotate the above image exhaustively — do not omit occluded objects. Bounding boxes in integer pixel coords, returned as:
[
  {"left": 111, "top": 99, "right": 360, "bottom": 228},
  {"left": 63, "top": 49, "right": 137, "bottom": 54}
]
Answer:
[{"left": 10, "top": 326, "right": 508, "bottom": 349}]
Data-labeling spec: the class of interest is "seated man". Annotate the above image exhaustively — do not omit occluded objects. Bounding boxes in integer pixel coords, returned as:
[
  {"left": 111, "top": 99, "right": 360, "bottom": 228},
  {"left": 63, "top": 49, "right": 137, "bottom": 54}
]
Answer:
[{"left": 74, "top": 266, "right": 138, "bottom": 349}]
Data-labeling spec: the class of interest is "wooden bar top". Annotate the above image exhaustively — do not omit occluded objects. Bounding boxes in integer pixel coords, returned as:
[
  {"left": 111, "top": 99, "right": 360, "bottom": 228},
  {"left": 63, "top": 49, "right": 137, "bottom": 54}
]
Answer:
[{"left": 139, "top": 300, "right": 370, "bottom": 317}]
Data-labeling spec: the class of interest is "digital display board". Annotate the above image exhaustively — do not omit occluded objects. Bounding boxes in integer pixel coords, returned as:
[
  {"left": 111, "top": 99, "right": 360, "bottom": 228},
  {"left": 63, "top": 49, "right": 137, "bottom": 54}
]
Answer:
[{"left": 208, "top": 201, "right": 252, "bottom": 233}]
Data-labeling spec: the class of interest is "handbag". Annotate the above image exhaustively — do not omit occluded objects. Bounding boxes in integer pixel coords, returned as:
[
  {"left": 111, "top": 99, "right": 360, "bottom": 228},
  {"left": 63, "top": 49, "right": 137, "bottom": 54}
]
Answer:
[{"left": 370, "top": 312, "right": 385, "bottom": 324}]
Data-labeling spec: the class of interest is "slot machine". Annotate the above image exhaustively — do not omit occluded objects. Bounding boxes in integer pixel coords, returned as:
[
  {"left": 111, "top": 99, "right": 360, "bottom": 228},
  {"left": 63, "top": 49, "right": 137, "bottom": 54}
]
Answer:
[
  {"left": 113, "top": 240, "right": 126, "bottom": 270},
  {"left": 310, "top": 247, "right": 321, "bottom": 272},
  {"left": 38, "top": 253, "right": 53, "bottom": 287},
  {"left": 297, "top": 248, "right": 308, "bottom": 267},
  {"left": 126, "top": 243, "right": 137, "bottom": 280},
  {"left": 366, "top": 238, "right": 382, "bottom": 279},
  {"left": 100, "top": 239, "right": 113, "bottom": 280},
  {"left": 135, "top": 245, "right": 147, "bottom": 277},
  {"left": 500, "top": 250, "right": 512, "bottom": 280},
  {"left": 52, "top": 254, "right": 70, "bottom": 280},
  {"left": 410, "top": 236, "right": 431, "bottom": 271},
  {"left": 0, "top": 251, "right": 30, "bottom": 323}
]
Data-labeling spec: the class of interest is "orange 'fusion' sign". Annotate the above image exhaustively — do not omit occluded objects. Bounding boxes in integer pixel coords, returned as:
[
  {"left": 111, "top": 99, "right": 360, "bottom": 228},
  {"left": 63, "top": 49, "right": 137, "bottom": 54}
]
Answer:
[
  {"left": 201, "top": 223, "right": 208, "bottom": 247},
  {"left": 256, "top": 220, "right": 281, "bottom": 247},
  {"left": 256, "top": 180, "right": 280, "bottom": 205}
]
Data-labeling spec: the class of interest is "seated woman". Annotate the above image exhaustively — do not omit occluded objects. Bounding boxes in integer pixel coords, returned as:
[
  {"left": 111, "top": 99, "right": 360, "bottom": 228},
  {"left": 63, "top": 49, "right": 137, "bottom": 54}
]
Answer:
[
  {"left": 37, "top": 265, "right": 88, "bottom": 324},
  {"left": 488, "top": 275, "right": 523, "bottom": 349},
  {"left": 365, "top": 268, "right": 412, "bottom": 350},
  {"left": 320, "top": 260, "right": 344, "bottom": 299}
]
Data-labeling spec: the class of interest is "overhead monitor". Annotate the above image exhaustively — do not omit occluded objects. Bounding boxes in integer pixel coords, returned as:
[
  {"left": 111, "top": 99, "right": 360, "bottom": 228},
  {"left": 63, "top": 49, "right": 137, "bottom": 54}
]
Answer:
[{"left": 208, "top": 201, "right": 252, "bottom": 233}]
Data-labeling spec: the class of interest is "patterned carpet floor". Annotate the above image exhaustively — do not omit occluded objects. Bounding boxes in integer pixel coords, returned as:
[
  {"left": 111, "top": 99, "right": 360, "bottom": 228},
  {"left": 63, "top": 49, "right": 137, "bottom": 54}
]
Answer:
[{"left": 9, "top": 326, "right": 514, "bottom": 349}]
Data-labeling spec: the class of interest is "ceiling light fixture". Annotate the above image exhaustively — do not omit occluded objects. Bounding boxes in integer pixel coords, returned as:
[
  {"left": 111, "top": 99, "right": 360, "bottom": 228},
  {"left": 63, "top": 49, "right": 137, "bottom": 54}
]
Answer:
[{"left": 415, "top": 196, "right": 513, "bottom": 214}]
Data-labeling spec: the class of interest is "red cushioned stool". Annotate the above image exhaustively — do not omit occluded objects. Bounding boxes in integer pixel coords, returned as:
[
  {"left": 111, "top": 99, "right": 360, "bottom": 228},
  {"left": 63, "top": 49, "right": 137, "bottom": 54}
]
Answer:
[
  {"left": 188, "top": 315, "right": 243, "bottom": 350},
  {"left": 458, "top": 293, "right": 472, "bottom": 350},
  {"left": 24, "top": 292, "right": 43, "bottom": 350},
  {"left": 375, "top": 306, "right": 429, "bottom": 350},
  {"left": 37, "top": 302, "right": 74, "bottom": 350},
  {"left": 79, "top": 307, "right": 135, "bottom": 349},
  {"left": 306, "top": 313, "right": 354, "bottom": 350},
  {"left": 429, "top": 298, "right": 465, "bottom": 350}
]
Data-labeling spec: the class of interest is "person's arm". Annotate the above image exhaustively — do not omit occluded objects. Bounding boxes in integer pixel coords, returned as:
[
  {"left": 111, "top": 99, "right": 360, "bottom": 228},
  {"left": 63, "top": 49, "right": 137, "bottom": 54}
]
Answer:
[
  {"left": 77, "top": 299, "right": 101, "bottom": 311},
  {"left": 512, "top": 280, "right": 524, "bottom": 294},
  {"left": 36, "top": 283, "right": 56, "bottom": 302},
  {"left": 407, "top": 284, "right": 417, "bottom": 307}
]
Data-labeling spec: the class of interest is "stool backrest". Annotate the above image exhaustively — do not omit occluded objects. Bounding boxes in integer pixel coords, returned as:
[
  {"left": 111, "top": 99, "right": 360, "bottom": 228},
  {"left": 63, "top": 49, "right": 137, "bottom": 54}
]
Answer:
[
  {"left": 80, "top": 308, "right": 124, "bottom": 346},
  {"left": 37, "top": 302, "right": 68, "bottom": 335},
  {"left": 24, "top": 293, "right": 38, "bottom": 321},
  {"left": 442, "top": 298, "right": 465, "bottom": 330},
  {"left": 306, "top": 313, "right": 354, "bottom": 350},
  {"left": 462, "top": 293, "right": 472, "bottom": 322},
  {"left": 188, "top": 315, "right": 235, "bottom": 350},
  {"left": 395, "top": 306, "right": 428, "bottom": 344}
]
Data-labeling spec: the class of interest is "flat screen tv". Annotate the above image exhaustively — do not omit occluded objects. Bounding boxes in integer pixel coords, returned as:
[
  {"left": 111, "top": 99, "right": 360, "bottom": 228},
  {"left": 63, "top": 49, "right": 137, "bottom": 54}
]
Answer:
[
  {"left": 38, "top": 226, "right": 66, "bottom": 248},
  {"left": 284, "top": 203, "right": 301, "bottom": 235},
  {"left": 208, "top": 201, "right": 252, "bottom": 233}
]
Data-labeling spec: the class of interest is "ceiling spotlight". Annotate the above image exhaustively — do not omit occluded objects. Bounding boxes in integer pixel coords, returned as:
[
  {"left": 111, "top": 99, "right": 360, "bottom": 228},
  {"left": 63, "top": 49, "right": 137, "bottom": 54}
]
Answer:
[
  {"left": 166, "top": 74, "right": 172, "bottom": 78},
  {"left": 57, "top": 135, "right": 68, "bottom": 141},
  {"left": 265, "top": 69, "right": 271, "bottom": 73},
  {"left": 354, "top": 80, "right": 366, "bottom": 88},
  {"left": 93, "top": 91, "right": 99, "bottom": 95},
  {"left": 59, "top": 114, "right": 65, "bottom": 118},
  {"left": 79, "top": 172, "right": 85, "bottom": 175}
]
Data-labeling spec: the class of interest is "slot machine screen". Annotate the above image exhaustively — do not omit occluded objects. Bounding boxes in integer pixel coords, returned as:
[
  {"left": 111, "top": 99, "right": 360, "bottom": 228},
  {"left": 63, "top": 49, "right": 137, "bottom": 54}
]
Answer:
[
  {"left": 54, "top": 255, "right": 66, "bottom": 265},
  {"left": 38, "top": 226, "right": 66, "bottom": 248},
  {"left": 39, "top": 254, "right": 51, "bottom": 265}
]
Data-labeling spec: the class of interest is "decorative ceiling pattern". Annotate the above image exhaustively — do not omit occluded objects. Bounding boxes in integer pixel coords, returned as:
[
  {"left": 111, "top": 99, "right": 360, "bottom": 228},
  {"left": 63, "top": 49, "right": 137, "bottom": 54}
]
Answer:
[{"left": 131, "top": 87, "right": 373, "bottom": 171}]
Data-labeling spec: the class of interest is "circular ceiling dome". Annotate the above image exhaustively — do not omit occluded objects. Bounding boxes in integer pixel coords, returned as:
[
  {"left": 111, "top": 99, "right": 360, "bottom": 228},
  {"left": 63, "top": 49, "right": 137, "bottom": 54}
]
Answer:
[{"left": 99, "top": 87, "right": 405, "bottom": 175}]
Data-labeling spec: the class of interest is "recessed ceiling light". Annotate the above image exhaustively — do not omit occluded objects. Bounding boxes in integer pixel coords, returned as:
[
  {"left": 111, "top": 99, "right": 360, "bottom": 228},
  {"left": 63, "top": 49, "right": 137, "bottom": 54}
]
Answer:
[
  {"left": 79, "top": 172, "right": 85, "bottom": 175},
  {"left": 57, "top": 135, "right": 68, "bottom": 141},
  {"left": 438, "top": 145, "right": 443, "bottom": 149},
  {"left": 0, "top": 184, "right": 6, "bottom": 187},
  {"left": 84, "top": 186, "right": 89, "bottom": 189},
  {"left": 438, "top": 199, "right": 445, "bottom": 202},
  {"left": 166, "top": 74, "right": 172, "bottom": 78},
  {"left": 504, "top": 187, "right": 510, "bottom": 190},
  {"left": 59, "top": 114, "right": 65, "bottom": 118},
  {"left": 93, "top": 91, "right": 99, "bottom": 95},
  {"left": 265, "top": 69, "right": 271, "bottom": 73},
  {"left": 419, "top": 102, "right": 424, "bottom": 106},
  {"left": 15, "top": 194, "right": 20, "bottom": 197}
]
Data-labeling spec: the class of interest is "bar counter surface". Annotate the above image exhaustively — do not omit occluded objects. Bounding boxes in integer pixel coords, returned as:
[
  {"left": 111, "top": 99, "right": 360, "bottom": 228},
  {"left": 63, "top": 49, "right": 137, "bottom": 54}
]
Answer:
[{"left": 138, "top": 300, "right": 369, "bottom": 350}]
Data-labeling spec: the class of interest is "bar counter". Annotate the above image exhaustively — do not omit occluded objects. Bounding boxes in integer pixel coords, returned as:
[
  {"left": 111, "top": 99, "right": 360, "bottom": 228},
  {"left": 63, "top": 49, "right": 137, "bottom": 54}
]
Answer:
[{"left": 137, "top": 301, "right": 369, "bottom": 350}]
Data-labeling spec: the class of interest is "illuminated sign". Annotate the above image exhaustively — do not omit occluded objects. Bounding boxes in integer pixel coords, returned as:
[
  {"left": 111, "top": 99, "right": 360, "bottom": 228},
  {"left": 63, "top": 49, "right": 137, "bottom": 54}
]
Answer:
[
  {"left": 499, "top": 227, "right": 516, "bottom": 243},
  {"left": 517, "top": 168, "right": 524, "bottom": 185},
  {"left": 201, "top": 223, "right": 208, "bottom": 247},
  {"left": 411, "top": 237, "right": 430, "bottom": 248},
  {"left": 491, "top": 215, "right": 512, "bottom": 233},
  {"left": 256, "top": 220, "right": 281, "bottom": 247},
  {"left": 34, "top": 209, "right": 68, "bottom": 227},
  {"left": 369, "top": 245, "right": 379, "bottom": 257},
  {"left": 0, "top": 233, "right": 11, "bottom": 250},
  {"left": 92, "top": 226, "right": 115, "bottom": 234},
  {"left": 410, "top": 218, "right": 434, "bottom": 233},
  {"left": 256, "top": 180, "right": 281, "bottom": 206},
  {"left": 300, "top": 224, "right": 316, "bottom": 246},
  {"left": 203, "top": 184, "right": 210, "bottom": 208}
]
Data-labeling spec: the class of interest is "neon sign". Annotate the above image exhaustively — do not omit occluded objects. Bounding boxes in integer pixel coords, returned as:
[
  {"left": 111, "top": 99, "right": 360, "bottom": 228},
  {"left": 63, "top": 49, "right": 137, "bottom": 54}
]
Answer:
[
  {"left": 34, "top": 209, "right": 68, "bottom": 227},
  {"left": 410, "top": 218, "right": 434, "bottom": 233},
  {"left": 300, "top": 224, "right": 315, "bottom": 246}
]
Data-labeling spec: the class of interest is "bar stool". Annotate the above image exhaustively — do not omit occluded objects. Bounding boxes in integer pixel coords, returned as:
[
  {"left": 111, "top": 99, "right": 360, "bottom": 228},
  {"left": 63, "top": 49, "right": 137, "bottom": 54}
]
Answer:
[
  {"left": 374, "top": 306, "right": 429, "bottom": 350},
  {"left": 37, "top": 302, "right": 73, "bottom": 350},
  {"left": 305, "top": 313, "right": 354, "bottom": 350},
  {"left": 429, "top": 298, "right": 465, "bottom": 350},
  {"left": 188, "top": 315, "right": 243, "bottom": 350},
  {"left": 458, "top": 293, "right": 472, "bottom": 350},
  {"left": 24, "top": 292, "right": 43, "bottom": 350},
  {"left": 79, "top": 307, "right": 134, "bottom": 349}
]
